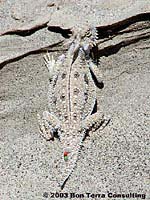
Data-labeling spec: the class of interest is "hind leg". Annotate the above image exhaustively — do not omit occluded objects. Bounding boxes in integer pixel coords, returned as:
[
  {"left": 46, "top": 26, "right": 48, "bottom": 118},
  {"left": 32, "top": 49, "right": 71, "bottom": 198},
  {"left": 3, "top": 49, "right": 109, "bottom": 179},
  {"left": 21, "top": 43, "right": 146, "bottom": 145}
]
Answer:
[
  {"left": 37, "top": 111, "right": 61, "bottom": 140},
  {"left": 83, "top": 111, "right": 110, "bottom": 134}
]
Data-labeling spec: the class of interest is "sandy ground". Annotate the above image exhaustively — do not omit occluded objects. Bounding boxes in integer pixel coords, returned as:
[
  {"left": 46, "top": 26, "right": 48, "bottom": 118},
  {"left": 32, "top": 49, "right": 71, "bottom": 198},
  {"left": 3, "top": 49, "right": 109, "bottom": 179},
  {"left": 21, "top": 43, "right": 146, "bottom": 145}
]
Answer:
[{"left": 0, "top": 0, "right": 150, "bottom": 199}]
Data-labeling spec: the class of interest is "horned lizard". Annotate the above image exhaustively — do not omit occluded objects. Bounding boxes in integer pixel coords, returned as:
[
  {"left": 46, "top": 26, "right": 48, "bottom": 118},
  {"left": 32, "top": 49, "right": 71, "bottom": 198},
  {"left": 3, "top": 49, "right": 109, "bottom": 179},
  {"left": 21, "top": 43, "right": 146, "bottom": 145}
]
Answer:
[{"left": 37, "top": 27, "right": 110, "bottom": 189}]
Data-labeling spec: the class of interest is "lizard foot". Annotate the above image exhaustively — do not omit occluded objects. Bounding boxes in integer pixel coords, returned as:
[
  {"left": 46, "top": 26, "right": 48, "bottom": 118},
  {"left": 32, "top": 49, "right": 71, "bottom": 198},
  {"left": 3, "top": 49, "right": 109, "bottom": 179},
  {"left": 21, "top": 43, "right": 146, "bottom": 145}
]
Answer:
[{"left": 37, "top": 111, "right": 61, "bottom": 141}]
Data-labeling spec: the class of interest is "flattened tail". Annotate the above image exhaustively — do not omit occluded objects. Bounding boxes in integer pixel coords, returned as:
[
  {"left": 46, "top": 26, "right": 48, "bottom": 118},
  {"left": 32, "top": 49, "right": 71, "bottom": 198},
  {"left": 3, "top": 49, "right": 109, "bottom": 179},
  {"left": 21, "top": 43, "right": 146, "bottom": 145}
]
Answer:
[
  {"left": 58, "top": 171, "right": 72, "bottom": 190},
  {"left": 55, "top": 147, "right": 82, "bottom": 190},
  {"left": 56, "top": 134, "right": 84, "bottom": 189},
  {"left": 57, "top": 159, "right": 78, "bottom": 190}
]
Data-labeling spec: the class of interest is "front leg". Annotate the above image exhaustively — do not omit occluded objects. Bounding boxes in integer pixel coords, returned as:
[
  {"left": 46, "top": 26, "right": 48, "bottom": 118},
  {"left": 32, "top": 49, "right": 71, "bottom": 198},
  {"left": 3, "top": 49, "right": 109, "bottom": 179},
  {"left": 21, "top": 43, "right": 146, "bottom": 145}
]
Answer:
[
  {"left": 43, "top": 53, "right": 65, "bottom": 79},
  {"left": 37, "top": 111, "right": 61, "bottom": 141},
  {"left": 82, "top": 111, "right": 110, "bottom": 134},
  {"left": 82, "top": 43, "right": 103, "bottom": 88}
]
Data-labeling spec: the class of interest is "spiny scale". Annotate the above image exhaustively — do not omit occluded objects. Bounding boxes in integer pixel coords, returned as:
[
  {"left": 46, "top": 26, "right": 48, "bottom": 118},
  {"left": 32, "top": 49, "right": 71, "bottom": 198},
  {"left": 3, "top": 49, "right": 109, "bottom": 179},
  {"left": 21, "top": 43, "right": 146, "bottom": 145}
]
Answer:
[{"left": 37, "top": 27, "right": 110, "bottom": 189}]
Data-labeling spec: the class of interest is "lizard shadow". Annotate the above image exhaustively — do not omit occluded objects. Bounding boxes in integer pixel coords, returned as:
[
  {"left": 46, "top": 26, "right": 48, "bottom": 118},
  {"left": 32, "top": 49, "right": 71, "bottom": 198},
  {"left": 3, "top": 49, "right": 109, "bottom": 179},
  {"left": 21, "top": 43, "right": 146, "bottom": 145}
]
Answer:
[{"left": 90, "top": 68, "right": 104, "bottom": 89}]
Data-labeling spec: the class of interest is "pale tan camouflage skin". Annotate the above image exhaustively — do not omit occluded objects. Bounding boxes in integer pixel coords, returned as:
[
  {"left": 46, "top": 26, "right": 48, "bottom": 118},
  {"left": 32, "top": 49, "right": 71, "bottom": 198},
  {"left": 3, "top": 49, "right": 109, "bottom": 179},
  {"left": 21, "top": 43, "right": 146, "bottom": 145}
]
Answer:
[{"left": 37, "top": 28, "right": 109, "bottom": 189}]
